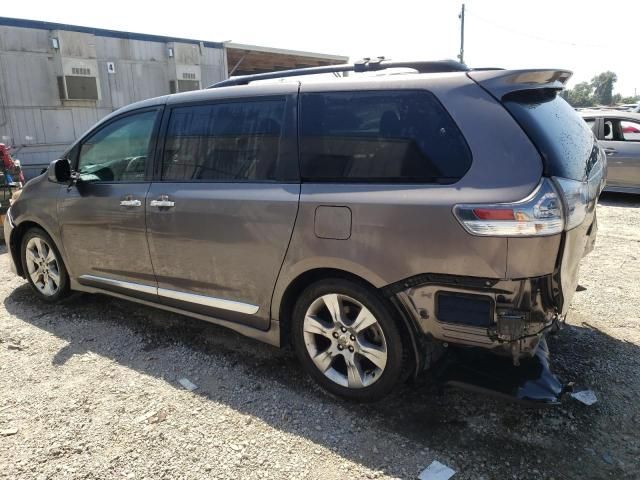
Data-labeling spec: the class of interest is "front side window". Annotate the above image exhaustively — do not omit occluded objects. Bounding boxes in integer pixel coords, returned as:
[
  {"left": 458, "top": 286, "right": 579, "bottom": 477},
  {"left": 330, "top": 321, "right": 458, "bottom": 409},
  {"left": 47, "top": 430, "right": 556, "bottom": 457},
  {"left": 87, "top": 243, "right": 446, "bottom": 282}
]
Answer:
[
  {"left": 299, "top": 90, "right": 472, "bottom": 183},
  {"left": 77, "top": 110, "right": 158, "bottom": 182},
  {"left": 621, "top": 120, "right": 640, "bottom": 141},
  {"left": 162, "top": 99, "right": 285, "bottom": 181}
]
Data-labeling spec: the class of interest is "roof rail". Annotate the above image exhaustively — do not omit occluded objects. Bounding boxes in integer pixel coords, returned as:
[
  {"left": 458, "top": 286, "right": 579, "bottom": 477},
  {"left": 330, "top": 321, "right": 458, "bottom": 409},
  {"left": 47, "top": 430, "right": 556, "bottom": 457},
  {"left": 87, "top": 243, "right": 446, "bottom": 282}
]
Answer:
[{"left": 208, "top": 58, "right": 469, "bottom": 88}]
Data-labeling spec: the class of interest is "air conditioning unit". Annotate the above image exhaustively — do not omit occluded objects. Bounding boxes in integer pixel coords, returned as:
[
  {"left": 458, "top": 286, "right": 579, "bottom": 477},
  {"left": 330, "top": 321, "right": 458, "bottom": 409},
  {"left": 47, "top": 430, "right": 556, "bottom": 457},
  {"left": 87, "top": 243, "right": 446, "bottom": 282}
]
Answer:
[
  {"left": 167, "top": 42, "right": 202, "bottom": 94},
  {"left": 51, "top": 31, "right": 101, "bottom": 101},
  {"left": 58, "top": 73, "right": 99, "bottom": 101}
]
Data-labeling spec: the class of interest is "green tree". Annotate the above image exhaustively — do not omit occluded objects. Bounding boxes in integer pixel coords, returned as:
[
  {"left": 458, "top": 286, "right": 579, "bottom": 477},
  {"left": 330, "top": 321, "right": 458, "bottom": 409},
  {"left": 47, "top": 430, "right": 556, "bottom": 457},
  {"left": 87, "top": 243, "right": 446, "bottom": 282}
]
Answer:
[
  {"left": 563, "top": 81, "right": 595, "bottom": 107},
  {"left": 590, "top": 71, "right": 618, "bottom": 105},
  {"left": 619, "top": 95, "right": 640, "bottom": 104}
]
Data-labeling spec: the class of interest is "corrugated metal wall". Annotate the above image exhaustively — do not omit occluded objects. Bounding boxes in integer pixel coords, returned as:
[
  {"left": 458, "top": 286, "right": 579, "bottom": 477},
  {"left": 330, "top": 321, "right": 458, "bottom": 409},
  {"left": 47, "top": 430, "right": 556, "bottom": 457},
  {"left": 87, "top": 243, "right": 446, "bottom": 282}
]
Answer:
[{"left": 0, "top": 24, "right": 226, "bottom": 178}]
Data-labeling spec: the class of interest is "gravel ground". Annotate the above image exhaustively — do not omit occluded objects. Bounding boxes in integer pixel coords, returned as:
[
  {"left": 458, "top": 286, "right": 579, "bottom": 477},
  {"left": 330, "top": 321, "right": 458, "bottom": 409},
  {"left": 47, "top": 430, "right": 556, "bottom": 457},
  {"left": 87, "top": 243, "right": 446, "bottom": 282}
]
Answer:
[{"left": 0, "top": 192, "right": 639, "bottom": 480}]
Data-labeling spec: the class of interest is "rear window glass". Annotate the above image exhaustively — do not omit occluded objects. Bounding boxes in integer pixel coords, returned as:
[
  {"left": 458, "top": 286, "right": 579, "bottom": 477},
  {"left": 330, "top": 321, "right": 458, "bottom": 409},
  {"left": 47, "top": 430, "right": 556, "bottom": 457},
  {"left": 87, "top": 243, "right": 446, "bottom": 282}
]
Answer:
[
  {"left": 299, "top": 90, "right": 471, "bottom": 183},
  {"left": 503, "top": 91, "right": 601, "bottom": 181}
]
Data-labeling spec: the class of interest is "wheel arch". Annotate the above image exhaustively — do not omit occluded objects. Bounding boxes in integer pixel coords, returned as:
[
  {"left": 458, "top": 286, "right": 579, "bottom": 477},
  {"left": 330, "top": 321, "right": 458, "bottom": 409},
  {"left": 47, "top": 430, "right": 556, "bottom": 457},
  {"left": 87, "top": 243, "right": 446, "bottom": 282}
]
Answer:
[
  {"left": 275, "top": 267, "right": 422, "bottom": 377},
  {"left": 10, "top": 220, "right": 60, "bottom": 278}
]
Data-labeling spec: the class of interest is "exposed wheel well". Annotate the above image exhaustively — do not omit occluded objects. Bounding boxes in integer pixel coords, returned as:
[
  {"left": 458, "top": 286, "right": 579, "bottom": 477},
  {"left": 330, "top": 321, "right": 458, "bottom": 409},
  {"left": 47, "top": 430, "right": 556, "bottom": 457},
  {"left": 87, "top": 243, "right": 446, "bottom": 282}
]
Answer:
[
  {"left": 277, "top": 268, "right": 420, "bottom": 376},
  {"left": 9, "top": 221, "right": 48, "bottom": 277}
]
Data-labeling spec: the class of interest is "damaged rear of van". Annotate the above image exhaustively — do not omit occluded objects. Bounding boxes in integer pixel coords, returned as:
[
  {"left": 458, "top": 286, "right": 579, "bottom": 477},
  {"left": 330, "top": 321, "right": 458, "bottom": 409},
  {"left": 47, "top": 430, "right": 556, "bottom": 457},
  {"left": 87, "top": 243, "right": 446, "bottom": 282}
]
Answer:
[{"left": 388, "top": 69, "right": 606, "bottom": 368}]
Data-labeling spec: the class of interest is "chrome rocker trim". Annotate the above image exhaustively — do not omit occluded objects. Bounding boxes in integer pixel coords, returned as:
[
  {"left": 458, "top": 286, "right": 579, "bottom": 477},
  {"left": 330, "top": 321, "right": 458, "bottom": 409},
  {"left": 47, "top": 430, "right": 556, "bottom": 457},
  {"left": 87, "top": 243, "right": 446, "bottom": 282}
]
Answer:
[{"left": 78, "top": 275, "right": 259, "bottom": 315}]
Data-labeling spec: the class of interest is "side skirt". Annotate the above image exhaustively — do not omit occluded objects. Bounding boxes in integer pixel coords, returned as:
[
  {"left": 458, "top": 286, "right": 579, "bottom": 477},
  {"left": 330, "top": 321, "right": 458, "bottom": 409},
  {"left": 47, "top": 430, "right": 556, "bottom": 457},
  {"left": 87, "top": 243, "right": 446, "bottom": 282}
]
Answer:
[{"left": 70, "top": 278, "right": 281, "bottom": 347}]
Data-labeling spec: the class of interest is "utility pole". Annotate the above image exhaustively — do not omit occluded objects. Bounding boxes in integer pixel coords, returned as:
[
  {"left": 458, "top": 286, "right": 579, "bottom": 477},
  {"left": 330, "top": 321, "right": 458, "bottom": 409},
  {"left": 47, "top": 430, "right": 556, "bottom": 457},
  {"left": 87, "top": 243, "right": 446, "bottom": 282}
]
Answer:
[{"left": 458, "top": 3, "right": 465, "bottom": 64}]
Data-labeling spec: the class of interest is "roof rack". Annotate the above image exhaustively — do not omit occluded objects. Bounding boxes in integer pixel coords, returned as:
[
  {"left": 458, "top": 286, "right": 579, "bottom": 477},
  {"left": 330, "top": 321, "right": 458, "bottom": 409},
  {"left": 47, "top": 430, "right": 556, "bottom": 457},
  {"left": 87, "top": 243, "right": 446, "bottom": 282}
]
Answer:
[{"left": 208, "top": 57, "right": 469, "bottom": 88}]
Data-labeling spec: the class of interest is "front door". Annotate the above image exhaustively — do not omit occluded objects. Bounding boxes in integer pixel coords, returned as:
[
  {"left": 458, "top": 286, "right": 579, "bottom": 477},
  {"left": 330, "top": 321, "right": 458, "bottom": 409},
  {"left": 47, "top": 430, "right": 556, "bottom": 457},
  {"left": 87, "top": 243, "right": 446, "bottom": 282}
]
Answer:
[
  {"left": 601, "top": 117, "right": 640, "bottom": 188},
  {"left": 146, "top": 94, "right": 299, "bottom": 330},
  {"left": 59, "top": 108, "right": 162, "bottom": 295}
]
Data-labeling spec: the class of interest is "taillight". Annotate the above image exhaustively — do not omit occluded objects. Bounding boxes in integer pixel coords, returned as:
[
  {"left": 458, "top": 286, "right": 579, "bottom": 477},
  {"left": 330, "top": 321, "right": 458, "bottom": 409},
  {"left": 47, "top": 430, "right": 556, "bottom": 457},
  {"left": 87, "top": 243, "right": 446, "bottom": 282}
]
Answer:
[
  {"left": 553, "top": 156, "right": 605, "bottom": 231},
  {"left": 454, "top": 178, "right": 564, "bottom": 236},
  {"left": 553, "top": 177, "right": 587, "bottom": 230}
]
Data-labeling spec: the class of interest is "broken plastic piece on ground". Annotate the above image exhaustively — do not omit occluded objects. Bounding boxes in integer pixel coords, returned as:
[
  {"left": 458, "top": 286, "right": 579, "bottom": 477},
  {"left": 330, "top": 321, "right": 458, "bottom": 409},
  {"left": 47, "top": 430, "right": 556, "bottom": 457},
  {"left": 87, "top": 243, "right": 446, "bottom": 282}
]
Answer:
[
  {"left": 178, "top": 377, "right": 198, "bottom": 391},
  {"left": 436, "top": 338, "right": 564, "bottom": 405},
  {"left": 570, "top": 389, "right": 597, "bottom": 405},
  {"left": 136, "top": 408, "right": 169, "bottom": 424},
  {"left": 418, "top": 460, "right": 456, "bottom": 480},
  {"left": 0, "top": 427, "right": 19, "bottom": 436}
]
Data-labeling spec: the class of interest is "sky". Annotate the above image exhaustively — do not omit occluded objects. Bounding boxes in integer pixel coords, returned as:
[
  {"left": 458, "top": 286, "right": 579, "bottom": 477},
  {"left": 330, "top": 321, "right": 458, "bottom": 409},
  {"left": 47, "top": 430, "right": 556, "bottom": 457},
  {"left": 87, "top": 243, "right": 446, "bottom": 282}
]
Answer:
[{"left": 2, "top": 0, "right": 638, "bottom": 96}]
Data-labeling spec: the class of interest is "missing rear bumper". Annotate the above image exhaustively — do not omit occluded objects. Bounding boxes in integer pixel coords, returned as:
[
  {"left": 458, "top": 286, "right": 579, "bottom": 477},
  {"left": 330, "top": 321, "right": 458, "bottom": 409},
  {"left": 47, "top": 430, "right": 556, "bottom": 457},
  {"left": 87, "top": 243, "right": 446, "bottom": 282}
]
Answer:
[
  {"left": 388, "top": 273, "right": 559, "bottom": 364},
  {"left": 436, "top": 337, "right": 565, "bottom": 405}
]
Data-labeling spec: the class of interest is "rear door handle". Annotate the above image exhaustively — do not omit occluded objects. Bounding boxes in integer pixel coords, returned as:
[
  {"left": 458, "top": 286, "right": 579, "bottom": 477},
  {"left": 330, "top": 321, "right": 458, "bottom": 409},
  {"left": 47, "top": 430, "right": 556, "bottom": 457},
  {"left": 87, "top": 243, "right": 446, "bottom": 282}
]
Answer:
[
  {"left": 150, "top": 195, "right": 175, "bottom": 208},
  {"left": 604, "top": 148, "right": 617, "bottom": 155},
  {"left": 120, "top": 198, "right": 142, "bottom": 207}
]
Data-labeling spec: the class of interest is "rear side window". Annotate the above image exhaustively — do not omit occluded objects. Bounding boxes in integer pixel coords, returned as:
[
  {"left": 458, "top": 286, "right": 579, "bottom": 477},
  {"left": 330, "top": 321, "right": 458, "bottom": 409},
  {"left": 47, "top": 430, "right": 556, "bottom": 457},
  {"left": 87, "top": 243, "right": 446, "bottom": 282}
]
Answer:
[
  {"left": 162, "top": 99, "right": 285, "bottom": 181},
  {"left": 503, "top": 91, "right": 602, "bottom": 181},
  {"left": 299, "top": 90, "right": 471, "bottom": 183}
]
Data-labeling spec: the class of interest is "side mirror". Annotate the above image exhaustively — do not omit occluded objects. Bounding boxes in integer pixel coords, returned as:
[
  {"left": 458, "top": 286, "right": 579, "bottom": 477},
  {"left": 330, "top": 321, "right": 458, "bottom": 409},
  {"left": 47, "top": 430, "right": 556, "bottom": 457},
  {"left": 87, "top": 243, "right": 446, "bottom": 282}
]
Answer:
[{"left": 48, "top": 158, "right": 71, "bottom": 183}]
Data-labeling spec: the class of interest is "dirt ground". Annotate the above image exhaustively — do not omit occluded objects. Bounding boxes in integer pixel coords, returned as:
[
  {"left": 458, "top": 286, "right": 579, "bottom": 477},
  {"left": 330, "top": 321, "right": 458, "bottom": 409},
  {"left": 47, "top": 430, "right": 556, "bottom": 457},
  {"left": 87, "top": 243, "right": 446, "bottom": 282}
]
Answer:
[{"left": 0, "top": 192, "right": 638, "bottom": 480}]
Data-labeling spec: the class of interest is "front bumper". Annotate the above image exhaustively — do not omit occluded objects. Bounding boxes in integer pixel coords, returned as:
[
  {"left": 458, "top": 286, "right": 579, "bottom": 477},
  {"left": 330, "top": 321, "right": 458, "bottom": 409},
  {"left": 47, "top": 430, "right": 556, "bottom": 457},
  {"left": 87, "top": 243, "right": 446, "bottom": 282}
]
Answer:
[{"left": 3, "top": 209, "right": 17, "bottom": 275}]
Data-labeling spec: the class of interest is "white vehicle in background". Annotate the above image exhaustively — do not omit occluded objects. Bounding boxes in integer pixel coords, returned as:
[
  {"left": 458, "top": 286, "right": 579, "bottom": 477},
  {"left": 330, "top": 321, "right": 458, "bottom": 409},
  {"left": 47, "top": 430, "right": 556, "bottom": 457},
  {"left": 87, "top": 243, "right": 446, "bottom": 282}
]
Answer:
[{"left": 580, "top": 110, "right": 640, "bottom": 193}]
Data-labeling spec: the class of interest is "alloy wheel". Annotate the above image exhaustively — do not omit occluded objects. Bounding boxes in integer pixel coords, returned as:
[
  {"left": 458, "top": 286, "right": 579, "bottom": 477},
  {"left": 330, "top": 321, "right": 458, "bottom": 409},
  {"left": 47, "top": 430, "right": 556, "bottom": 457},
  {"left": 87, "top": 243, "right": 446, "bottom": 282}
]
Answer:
[
  {"left": 25, "top": 237, "right": 61, "bottom": 297},
  {"left": 303, "top": 293, "right": 388, "bottom": 389}
]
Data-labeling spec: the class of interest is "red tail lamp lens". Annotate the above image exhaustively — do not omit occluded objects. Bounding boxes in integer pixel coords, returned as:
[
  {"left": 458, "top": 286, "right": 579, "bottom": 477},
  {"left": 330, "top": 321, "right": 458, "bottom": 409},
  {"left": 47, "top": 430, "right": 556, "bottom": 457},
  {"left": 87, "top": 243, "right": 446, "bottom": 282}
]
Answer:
[{"left": 472, "top": 208, "right": 515, "bottom": 220}]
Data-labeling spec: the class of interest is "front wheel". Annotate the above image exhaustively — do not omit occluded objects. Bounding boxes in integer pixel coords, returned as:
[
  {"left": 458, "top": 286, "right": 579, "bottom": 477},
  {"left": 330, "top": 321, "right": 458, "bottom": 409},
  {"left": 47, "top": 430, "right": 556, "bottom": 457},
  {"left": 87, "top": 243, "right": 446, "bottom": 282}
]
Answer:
[
  {"left": 292, "top": 278, "right": 405, "bottom": 401},
  {"left": 21, "top": 227, "right": 70, "bottom": 302}
]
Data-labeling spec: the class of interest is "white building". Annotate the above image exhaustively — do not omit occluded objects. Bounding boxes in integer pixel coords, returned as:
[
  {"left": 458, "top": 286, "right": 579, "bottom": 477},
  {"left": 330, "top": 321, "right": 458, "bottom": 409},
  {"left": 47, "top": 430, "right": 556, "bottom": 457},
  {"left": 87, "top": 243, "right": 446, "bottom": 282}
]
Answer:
[{"left": 0, "top": 17, "right": 347, "bottom": 178}]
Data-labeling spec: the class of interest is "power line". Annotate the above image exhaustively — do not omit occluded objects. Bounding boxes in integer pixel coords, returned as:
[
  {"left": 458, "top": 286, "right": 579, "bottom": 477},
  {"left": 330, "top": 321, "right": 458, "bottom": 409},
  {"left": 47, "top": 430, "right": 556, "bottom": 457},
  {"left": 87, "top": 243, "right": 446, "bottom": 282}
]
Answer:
[
  {"left": 458, "top": 4, "right": 465, "bottom": 64},
  {"left": 466, "top": 11, "right": 607, "bottom": 49}
]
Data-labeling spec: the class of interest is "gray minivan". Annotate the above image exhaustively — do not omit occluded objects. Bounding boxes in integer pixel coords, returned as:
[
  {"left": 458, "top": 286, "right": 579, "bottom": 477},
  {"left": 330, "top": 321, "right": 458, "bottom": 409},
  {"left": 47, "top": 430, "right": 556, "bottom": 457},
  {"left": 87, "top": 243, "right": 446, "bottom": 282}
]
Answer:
[{"left": 4, "top": 60, "right": 605, "bottom": 400}]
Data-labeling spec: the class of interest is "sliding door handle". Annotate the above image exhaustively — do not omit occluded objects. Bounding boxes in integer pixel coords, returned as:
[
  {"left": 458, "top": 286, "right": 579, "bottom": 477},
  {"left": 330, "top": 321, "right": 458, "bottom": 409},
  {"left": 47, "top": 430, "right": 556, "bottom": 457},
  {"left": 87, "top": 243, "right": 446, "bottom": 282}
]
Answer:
[
  {"left": 120, "top": 199, "right": 142, "bottom": 207},
  {"left": 150, "top": 195, "right": 175, "bottom": 208}
]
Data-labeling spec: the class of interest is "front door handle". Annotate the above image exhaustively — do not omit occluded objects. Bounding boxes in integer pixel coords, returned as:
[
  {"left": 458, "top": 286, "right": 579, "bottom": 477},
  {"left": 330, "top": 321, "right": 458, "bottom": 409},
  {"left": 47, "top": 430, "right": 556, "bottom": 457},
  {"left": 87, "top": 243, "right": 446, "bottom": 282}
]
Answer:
[
  {"left": 604, "top": 148, "right": 617, "bottom": 156},
  {"left": 120, "top": 198, "right": 142, "bottom": 207},
  {"left": 150, "top": 195, "right": 175, "bottom": 208}
]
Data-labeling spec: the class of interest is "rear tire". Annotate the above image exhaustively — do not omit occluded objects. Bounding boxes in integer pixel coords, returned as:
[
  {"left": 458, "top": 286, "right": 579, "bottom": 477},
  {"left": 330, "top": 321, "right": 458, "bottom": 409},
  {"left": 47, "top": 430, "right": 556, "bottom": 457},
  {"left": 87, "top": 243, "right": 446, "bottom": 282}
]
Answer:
[
  {"left": 20, "top": 227, "right": 70, "bottom": 302},
  {"left": 292, "top": 278, "right": 405, "bottom": 401}
]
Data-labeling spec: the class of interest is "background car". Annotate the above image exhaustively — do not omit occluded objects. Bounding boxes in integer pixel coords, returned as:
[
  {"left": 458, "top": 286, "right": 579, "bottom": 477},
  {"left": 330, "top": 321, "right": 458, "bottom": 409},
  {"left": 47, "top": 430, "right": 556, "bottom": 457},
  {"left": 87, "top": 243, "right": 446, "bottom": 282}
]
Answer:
[{"left": 580, "top": 110, "right": 640, "bottom": 193}]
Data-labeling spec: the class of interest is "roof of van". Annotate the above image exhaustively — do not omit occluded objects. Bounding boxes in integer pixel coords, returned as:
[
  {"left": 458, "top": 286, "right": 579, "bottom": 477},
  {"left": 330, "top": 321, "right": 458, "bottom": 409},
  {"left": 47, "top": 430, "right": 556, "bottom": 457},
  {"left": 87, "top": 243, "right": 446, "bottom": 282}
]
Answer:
[{"left": 113, "top": 66, "right": 573, "bottom": 117}]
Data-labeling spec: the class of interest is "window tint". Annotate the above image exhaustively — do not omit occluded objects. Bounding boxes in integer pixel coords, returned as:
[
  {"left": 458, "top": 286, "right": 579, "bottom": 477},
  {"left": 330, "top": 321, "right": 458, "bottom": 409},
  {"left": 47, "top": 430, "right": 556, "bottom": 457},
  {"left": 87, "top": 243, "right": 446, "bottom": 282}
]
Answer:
[
  {"left": 162, "top": 99, "right": 285, "bottom": 181},
  {"left": 78, "top": 110, "right": 158, "bottom": 182},
  {"left": 503, "top": 92, "right": 601, "bottom": 181},
  {"left": 299, "top": 91, "right": 471, "bottom": 183}
]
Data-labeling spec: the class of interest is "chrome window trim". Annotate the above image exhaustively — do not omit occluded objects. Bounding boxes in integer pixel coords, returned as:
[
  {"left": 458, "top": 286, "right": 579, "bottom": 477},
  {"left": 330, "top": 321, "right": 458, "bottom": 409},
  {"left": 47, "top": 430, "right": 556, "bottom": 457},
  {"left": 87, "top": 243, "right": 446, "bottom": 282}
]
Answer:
[{"left": 77, "top": 275, "right": 259, "bottom": 315}]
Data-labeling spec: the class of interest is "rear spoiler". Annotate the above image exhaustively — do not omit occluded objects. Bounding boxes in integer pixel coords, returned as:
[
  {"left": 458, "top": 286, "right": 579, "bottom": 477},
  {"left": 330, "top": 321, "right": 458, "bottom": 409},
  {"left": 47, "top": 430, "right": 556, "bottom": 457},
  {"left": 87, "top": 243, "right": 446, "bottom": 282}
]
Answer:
[{"left": 467, "top": 69, "right": 572, "bottom": 100}]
